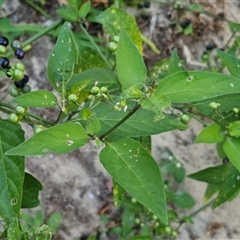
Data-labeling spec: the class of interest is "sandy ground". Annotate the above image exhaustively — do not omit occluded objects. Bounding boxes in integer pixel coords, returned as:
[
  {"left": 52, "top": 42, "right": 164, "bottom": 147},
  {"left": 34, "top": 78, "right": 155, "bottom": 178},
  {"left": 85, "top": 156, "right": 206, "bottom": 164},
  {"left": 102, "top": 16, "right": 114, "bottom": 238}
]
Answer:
[{"left": 1, "top": 1, "right": 240, "bottom": 239}]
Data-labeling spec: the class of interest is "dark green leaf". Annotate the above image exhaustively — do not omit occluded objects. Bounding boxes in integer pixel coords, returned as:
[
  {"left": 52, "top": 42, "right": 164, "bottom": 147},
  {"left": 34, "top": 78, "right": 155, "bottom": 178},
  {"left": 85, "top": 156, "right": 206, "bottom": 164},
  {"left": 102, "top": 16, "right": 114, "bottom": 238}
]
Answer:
[
  {"left": 172, "top": 191, "right": 195, "bottom": 208},
  {"left": 12, "top": 90, "right": 58, "bottom": 108},
  {"left": 56, "top": 5, "right": 78, "bottom": 22},
  {"left": 93, "top": 8, "right": 142, "bottom": 53},
  {"left": 5, "top": 122, "right": 89, "bottom": 156},
  {"left": 156, "top": 71, "right": 240, "bottom": 103},
  {"left": 212, "top": 163, "right": 240, "bottom": 208},
  {"left": 121, "top": 209, "right": 135, "bottom": 237},
  {"left": 140, "top": 94, "right": 171, "bottom": 119},
  {"left": 47, "top": 22, "right": 78, "bottom": 90},
  {"left": 217, "top": 49, "right": 240, "bottom": 77},
  {"left": 100, "top": 138, "right": 168, "bottom": 224},
  {"left": 223, "top": 138, "right": 240, "bottom": 171},
  {"left": 195, "top": 123, "right": 224, "bottom": 143},
  {"left": 172, "top": 166, "right": 185, "bottom": 183},
  {"left": 94, "top": 103, "right": 187, "bottom": 137},
  {"left": 0, "top": 119, "right": 25, "bottom": 224},
  {"left": 188, "top": 164, "right": 226, "bottom": 185},
  {"left": 116, "top": 29, "right": 147, "bottom": 90},
  {"left": 203, "top": 184, "right": 220, "bottom": 203},
  {"left": 21, "top": 172, "right": 43, "bottom": 208},
  {"left": 78, "top": 0, "right": 91, "bottom": 19},
  {"left": 168, "top": 49, "right": 185, "bottom": 74},
  {"left": 67, "top": 67, "right": 118, "bottom": 90}
]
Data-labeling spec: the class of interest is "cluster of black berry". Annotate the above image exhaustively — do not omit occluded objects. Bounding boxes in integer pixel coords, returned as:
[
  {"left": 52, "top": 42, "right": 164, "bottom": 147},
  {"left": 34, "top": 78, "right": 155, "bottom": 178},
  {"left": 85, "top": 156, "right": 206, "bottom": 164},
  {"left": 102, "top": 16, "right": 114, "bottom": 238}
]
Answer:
[
  {"left": 0, "top": 36, "right": 31, "bottom": 96},
  {"left": 138, "top": 1, "right": 150, "bottom": 9},
  {"left": 180, "top": 19, "right": 191, "bottom": 29}
]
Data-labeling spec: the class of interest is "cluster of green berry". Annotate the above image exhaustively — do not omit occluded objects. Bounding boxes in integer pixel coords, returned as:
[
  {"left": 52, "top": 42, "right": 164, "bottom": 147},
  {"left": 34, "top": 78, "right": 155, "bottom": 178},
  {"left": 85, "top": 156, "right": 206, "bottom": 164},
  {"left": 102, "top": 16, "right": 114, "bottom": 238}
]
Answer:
[
  {"left": 107, "top": 35, "right": 119, "bottom": 53},
  {"left": 0, "top": 36, "right": 31, "bottom": 96},
  {"left": 8, "top": 105, "right": 27, "bottom": 124},
  {"left": 87, "top": 82, "right": 109, "bottom": 102}
]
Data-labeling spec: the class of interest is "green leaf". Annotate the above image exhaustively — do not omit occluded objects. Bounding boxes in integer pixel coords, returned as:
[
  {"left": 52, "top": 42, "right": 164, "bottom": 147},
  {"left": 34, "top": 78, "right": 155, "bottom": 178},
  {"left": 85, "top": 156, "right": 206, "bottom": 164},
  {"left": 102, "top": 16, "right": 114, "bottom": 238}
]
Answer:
[
  {"left": 188, "top": 3, "right": 203, "bottom": 12},
  {"left": 56, "top": 5, "right": 78, "bottom": 22},
  {"left": 223, "top": 138, "right": 240, "bottom": 171},
  {"left": 204, "top": 184, "right": 220, "bottom": 203},
  {"left": 188, "top": 164, "right": 226, "bottom": 185},
  {"left": 94, "top": 7, "right": 142, "bottom": 53},
  {"left": 217, "top": 50, "right": 240, "bottom": 78},
  {"left": 156, "top": 71, "right": 240, "bottom": 103},
  {"left": 7, "top": 217, "right": 23, "bottom": 239},
  {"left": 120, "top": 86, "right": 144, "bottom": 99},
  {"left": 228, "top": 121, "right": 240, "bottom": 136},
  {"left": 78, "top": 0, "right": 91, "bottom": 19},
  {"left": 212, "top": 163, "right": 240, "bottom": 208},
  {"left": 172, "top": 191, "right": 195, "bottom": 208},
  {"left": 168, "top": 49, "right": 185, "bottom": 74},
  {"left": 21, "top": 172, "right": 43, "bottom": 208},
  {"left": 11, "top": 90, "right": 58, "bottom": 108},
  {"left": 47, "top": 22, "right": 78, "bottom": 90},
  {"left": 46, "top": 212, "right": 62, "bottom": 235},
  {"left": 116, "top": 29, "right": 147, "bottom": 90},
  {"left": 140, "top": 93, "right": 171, "bottom": 119},
  {"left": 85, "top": 117, "right": 101, "bottom": 135},
  {"left": 68, "top": 0, "right": 82, "bottom": 12},
  {"left": 67, "top": 67, "right": 118, "bottom": 90},
  {"left": 121, "top": 209, "right": 135, "bottom": 237},
  {"left": 100, "top": 138, "right": 168, "bottom": 224},
  {"left": 0, "top": 119, "right": 25, "bottom": 224},
  {"left": 94, "top": 103, "right": 187, "bottom": 138},
  {"left": 113, "top": 179, "right": 125, "bottom": 208},
  {"left": 172, "top": 166, "right": 185, "bottom": 183},
  {"left": 195, "top": 123, "right": 224, "bottom": 143},
  {"left": 5, "top": 122, "right": 89, "bottom": 156}
]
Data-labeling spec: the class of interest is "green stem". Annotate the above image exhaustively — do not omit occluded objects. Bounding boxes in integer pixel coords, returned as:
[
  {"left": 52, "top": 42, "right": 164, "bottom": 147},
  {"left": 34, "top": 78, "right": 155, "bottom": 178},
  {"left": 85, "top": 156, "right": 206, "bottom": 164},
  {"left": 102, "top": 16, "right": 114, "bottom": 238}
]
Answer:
[
  {"left": 175, "top": 198, "right": 215, "bottom": 231},
  {"left": 99, "top": 104, "right": 140, "bottom": 140},
  {"left": 0, "top": 101, "right": 55, "bottom": 126},
  {"left": 22, "top": 19, "right": 63, "bottom": 48},
  {"left": 79, "top": 23, "right": 112, "bottom": 69},
  {"left": 181, "top": 109, "right": 208, "bottom": 126},
  {"left": 24, "top": 0, "right": 52, "bottom": 19}
]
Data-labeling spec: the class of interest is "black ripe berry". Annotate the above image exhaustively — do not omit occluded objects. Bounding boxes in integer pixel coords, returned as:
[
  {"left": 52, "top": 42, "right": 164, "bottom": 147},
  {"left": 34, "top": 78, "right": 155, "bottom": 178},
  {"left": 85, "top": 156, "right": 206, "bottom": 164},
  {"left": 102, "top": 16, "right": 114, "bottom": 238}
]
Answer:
[
  {"left": 21, "top": 74, "right": 29, "bottom": 84},
  {"left": 144, "top": 1, "right": 150, "bottom": 8},
  {"left": 14, "top": 80, "right": 25, "bottom": 88},
  {"left": 206, "top": 44, "right": 215, "bottom": 51},
  {"left": 15, "top": 48, "right": 25, "bottom": 59},
  {"left": 141, "top": 14, "right": 149, "bottom": 20},
  {"left": 222, "top": 157, "right": 229, "bottom": 164},
  {"left": 0, "top": 36, "right": 9, "bottom": 47},
  {"left": 137, "top": 3, "right": 143, "bottom": 9},
  {"left": 180, "top": 19, "right": 191, "bottom": 29},
  {"left": 0, "top": 57, "right": 9, "bottom": 69},
  {"left": 14, "top": 74, "right": 29, "bottom": 88}
]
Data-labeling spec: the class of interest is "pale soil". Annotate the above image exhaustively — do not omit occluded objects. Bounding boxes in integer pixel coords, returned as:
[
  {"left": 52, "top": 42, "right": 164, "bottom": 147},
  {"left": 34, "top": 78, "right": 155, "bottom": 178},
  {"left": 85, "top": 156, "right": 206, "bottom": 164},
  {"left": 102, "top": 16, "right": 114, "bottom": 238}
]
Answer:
[{"left": 1, "top": 1, "right": 240, "bottom": 239}]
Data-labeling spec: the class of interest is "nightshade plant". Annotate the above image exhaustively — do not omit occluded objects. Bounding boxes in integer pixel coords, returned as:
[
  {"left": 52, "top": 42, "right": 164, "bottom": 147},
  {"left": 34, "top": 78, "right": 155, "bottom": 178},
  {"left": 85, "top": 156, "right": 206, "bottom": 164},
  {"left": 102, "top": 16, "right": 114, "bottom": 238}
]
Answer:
[{"left": 1, "top": 0, "right": 240, "bottom": 238}]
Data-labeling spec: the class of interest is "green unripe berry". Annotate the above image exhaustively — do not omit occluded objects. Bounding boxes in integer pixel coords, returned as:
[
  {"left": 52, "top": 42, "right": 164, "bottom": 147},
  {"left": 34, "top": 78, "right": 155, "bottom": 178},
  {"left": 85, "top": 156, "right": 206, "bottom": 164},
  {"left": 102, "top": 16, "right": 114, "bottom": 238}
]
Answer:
[
  {"left": 120, "top": 100, "right": 126, "bottom": 108},
  {"left": 88, "top": 94, "right": 95, "bottom": 101},
  {"left": 114, "top": 105, "right": 120, "bottom": 111},
  {"left": 152, "top": 215, "right": 158, "bottom": 220},
  {"left": 100, "top": 86, "right": 108, "bottom": 93},
  {"left": 10, "top": 87, "right": 20, "bottom": 97},
  {"left": 12, "top": 69, "right": 24, "bottom": 81},
  {"left": 68, "top": 93, "right": 78, "bottom": 102},
  {"left": 0, "top": 45, "right": 7, "bottom": 55},
  {"left": 180, "top": 114, "right": 190, "bottom": 124},
  {"left": 112, "top": 35, "right": 120, "bottom": 43},
  {"left": 154, "top": 222, "right": 160, "bottom": 228},
  {"left": 34, "top": 125, "right": 45, "bottom": 134},
  {"left": 107, "top": 41, "right": 118, "bottom": 52},
  {"left": 8, "top": 113, "right": 19, "bottom": 123},
  {"left": 11, "top": 40, "right": 21, "bottom": 50},
  {"left": 172, "top": 231, "right": 177, "bottom": 236},
  {"left": 91, "top": 86, "right": 100, "bottom": 94},
  {"left": 15, "top": 106, "right": 27, "bottom": 115},
  {"left": 22, "top": 84, "right": 31, "bottom": 93},
  {"left": 15, "top": 62, "right": 25, "bottom": 71},
  {"left": 209, "top": 102, "right": 220, "bottom": 110},
  {"left": 165, "top": 226, "right": 172, "bottom": 233},
  {"left": 131, "top": 198, "right": 137, "bottom": 203},
  {"left": 101, "top": 93, "right": 109, "bottom": 100},
  {"left": 135, "top": 218, "right": 141, "bottom": 224},
  {"left": 233, "top": 108, "right": 239, "bottom": 114}
]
